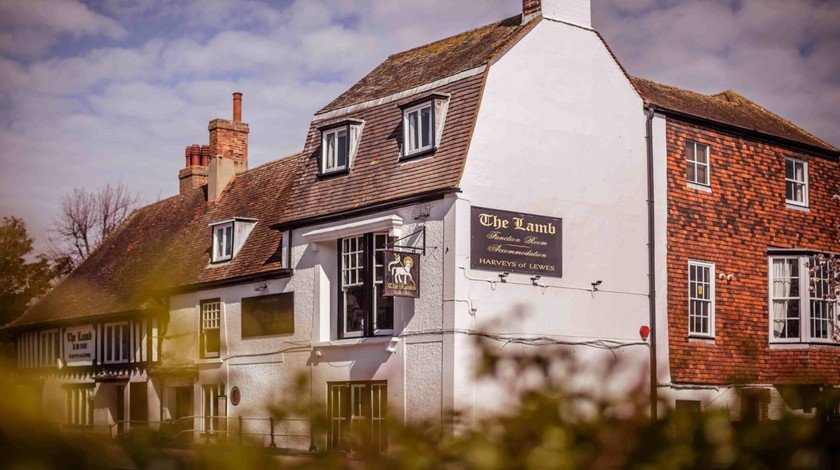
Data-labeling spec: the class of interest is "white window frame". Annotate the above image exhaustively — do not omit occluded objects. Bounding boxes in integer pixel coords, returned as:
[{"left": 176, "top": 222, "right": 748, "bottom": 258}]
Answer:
[
  {"left": 200, "top": 299, "right": 222, "bottom": 359},
  {"left": 769, "top": 255, "right": 834, "bottom": 344},
  {"left": 321, "top": 126, "right": 349, "bottom": 174},
  {"left": 685, "top": 140, "right": 710, "bottom": 186},
  {"left": 785, "top": 157, "right": 808, "bottom": 207},
  {"left": 688, "top": 260, "right": 715, "bottom": 337},
  {"left": 39, "top": 329, "right": 60, "bottom": 367},
  {"left": 402, "top": 101, "right": 435, "bottom": 157},
  {"left": 212, "top": 222, "right": 234, "bottom": 263},
  {"left": 103, "top": 321, "right": 129, "bottom": 364}
]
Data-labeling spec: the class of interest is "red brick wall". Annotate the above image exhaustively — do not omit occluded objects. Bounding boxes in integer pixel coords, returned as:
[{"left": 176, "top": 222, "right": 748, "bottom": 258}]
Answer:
[
  {"left": 209, "top": 118, "right": 249, "bottom": 164},
  {"left": 665, "top": 116, "right": 840, "bottom": 385}
]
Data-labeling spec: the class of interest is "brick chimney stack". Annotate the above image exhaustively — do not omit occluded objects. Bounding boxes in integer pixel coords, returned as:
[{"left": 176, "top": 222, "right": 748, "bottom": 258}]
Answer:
[
  {"left": 178, "top": 144, "right": 210, "bottom": 194},
  {"left": 207, "top": 92, "right": 249, "bottom": 202},
  {"left": 522, "top": 0, "right": 591, "bottom": 29}
]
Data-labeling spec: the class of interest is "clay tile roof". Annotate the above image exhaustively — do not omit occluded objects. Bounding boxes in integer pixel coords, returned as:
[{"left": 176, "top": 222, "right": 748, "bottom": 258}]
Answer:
[
  {"left": 319, "top": 14, "right": 535, "bottom": 113},
  {"left": 5, "top": 153, "right": 305, "bottom": 329},
  {"left": 631, "top": 76, "right": 838, "bottom": 154}
]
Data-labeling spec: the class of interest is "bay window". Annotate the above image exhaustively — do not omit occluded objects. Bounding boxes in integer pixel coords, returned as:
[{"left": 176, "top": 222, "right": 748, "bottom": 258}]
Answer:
[
  {"left": 338, "top": 233, "right": 393, "bottom": 339},
  {"left": 770, "top": 255, "right": 835, "bottom": 343}
]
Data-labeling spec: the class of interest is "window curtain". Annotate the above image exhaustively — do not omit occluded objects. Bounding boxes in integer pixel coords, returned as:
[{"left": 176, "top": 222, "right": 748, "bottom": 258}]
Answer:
[{"left": 772, "top": 259, "right": 793, "bottom": 337}]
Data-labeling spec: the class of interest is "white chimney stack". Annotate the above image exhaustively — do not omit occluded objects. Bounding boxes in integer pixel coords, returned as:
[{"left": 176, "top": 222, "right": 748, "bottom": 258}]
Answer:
[{"left": 523, "top": 0, "right": 592, "bottom": 29}]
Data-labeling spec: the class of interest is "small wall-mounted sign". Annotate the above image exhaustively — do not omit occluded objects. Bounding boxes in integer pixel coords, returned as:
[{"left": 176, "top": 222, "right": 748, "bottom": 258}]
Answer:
[
  {"left": 470, "top": 206, "right": 563, "bottom": 277},
  {"left": 383, "top": 249, "right": 420, "bottom": 298},
  {"left": 230, "top": 386, "right": 241, "bottom": 406},
  {"left": 64, "top": 324, "right": 96, "bottom": 366}
]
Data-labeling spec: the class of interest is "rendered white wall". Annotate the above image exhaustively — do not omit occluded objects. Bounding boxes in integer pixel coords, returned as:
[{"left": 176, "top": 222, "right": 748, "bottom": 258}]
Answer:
[
  {"left": 454, "top": 17, "right": 651, "bottom": 420},
  {"left": 541, "top": 0, "right": 591, "bottom": 29}
]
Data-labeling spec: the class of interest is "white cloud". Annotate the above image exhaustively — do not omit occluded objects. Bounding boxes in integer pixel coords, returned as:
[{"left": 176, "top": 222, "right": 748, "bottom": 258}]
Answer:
[{"left": 0, "top": 0, "right": 125, "bottom": 58}]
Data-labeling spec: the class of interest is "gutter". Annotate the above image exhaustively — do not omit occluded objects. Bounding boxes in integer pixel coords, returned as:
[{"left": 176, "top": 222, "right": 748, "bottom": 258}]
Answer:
[
  {"left": 645, "top": 104, "right": 658, "bottom": 420},
  {"left": 271, "top": 187, "right": 459, "bottom": 230}
]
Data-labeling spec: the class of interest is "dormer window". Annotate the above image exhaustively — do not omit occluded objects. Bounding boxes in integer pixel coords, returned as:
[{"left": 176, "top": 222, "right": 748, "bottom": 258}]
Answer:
[
  {"left": 213, "top": 222, "right": 233, "bottom": 262},
  {"left": 399, "top": 93, "right": 449, "bottom": 159},
  {"left": 403, "top": 102, "right": 434, "bottom": 156},
  {"left": 319, "top": 119, "right": 363, "bottom": 175},
  {"left": 209, "top": 218, "right": 257, "bottom": 264}
]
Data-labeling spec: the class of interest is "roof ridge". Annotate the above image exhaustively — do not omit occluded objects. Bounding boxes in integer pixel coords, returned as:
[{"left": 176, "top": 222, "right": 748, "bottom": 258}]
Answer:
[
  {"left": 388, "top": 14, "right": 523, "bottom": 59},
  {"left": 724, "top": 91, "right": 838, "bottom": 152},
  {"left": 632, "top": 76, "right": 838, "bottom": 153}
]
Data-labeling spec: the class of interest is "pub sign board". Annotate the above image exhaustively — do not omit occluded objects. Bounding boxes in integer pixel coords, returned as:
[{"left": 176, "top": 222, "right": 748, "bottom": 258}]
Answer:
[
  {"left": 64, "top": 324, "right": 96, "bottom": 366},
  {"left": 470, "top": 207, "right": 562, "bottom": 277},
  {"left": 383, "top": 249, "right": 420, "bottom": 298}
]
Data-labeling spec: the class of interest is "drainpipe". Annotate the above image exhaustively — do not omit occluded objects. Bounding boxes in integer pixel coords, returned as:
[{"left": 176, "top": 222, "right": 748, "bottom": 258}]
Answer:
[{"left": 645, "top": 104, "right": 658, "bottom": 420}]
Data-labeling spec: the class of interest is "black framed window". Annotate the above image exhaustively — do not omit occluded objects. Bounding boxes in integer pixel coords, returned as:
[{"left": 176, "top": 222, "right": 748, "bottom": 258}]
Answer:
[{"left": 338, "top": 233, "right": 393, "bottom": 339}]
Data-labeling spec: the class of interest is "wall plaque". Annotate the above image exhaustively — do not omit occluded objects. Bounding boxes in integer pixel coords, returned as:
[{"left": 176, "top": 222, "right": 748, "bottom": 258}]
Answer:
[
  {"left": 383, "top": 249, "right": 420, "bottom": 298},
  {"left": 470, "top": 207, "right": 562, "bottom": 277},
  {"left": 64, "top": 324, "right": 96, "bottom": 366}
]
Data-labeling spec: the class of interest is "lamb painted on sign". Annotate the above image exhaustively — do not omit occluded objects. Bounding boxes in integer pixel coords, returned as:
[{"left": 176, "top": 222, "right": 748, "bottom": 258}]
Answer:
[{"left": 389, "top": 253, "right": 415, "bottom": 287}]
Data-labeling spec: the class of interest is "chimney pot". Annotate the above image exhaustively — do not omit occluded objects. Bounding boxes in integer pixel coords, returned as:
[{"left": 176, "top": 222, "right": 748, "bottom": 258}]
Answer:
[
  {"left": 184, "top": 146, "right": 191, "bottom": 168},
  {"left": 190, "top": 144, "right": 201, "bottom": 166},
  {"left": 233, "top": 92, "right": 242, "bottom": 121},
  {"left": 200, "top": 145, "right": 210, "bottom": 166}
]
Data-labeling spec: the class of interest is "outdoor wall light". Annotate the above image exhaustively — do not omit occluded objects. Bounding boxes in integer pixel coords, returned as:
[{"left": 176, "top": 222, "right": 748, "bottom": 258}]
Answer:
[
  {"left": 499, "top": 272, "right": 510, "bottom": 282},
  {"left": 531, "top": 275, "right": 541, "bottom": 285},
  {"left": 386, "top": 337, "right": 400, "bottom": 353},
  {"left": 591, "top": 280, "right": 602, "bottom": 291}
]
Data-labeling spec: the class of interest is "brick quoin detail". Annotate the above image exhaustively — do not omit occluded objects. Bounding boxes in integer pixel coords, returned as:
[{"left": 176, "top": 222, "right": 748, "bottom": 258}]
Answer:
[{"left": 666, "top": 116, "right": 840, "bottom": 385}]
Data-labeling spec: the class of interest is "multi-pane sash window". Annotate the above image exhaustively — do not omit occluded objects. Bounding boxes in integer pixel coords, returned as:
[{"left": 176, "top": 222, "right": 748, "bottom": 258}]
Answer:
[
  {"left": 686, "top": 141, "right": 710, "bottom": 186},
  {"left": 339, "top": 233, "right": 393, "bottom": 339},
  {"left": 322, "top": 127, "right": 349, "bottom": 173},
  {"left": 785, "top": 158, "right": 808, "bottom": 206},
  {"left": 212, "top": 223, "right": 233, "bottom": 262},
  {"left": 65, "top": 386, "right": 94, "bottom": 426},
  {"left": 104, "top": 322, "right": 130, "bottom": 364},
  {"left": 688, "top": 261, "right": 714, "bottom": 337},
  {"left": 39, "top": 330, "right": 60, "bottom": 367},
  {"left": 809, "top": 256, "right": 835, "bottom": 340},
  {"left": 201, "top": 300, "right": 221, "bottom": 358},
  {"left": 403, "top": 101, "right": 434, "bottom": 157},
  {"left": 770, "top": 255, "right": 834, "bottom": 343},
  {"left": 328, "top": 381, "right": 387, "bottom": 453}
]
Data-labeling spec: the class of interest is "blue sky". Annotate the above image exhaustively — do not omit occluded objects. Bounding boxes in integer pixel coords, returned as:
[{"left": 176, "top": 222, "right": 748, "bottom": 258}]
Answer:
[{"left": 1, "top": 0, "right": 838, "bottom": 252}]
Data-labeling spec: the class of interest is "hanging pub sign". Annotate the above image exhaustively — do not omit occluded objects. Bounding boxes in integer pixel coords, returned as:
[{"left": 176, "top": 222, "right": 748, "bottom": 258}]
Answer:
[
  {"left": 471, "top": 206, "right": 563, "bottom": 277},
  {"left": 383, "top": 249, "right": 420, "bottom": 298},
  {"left": 64, "top": 324, "right": 96, "bottom": 366}
]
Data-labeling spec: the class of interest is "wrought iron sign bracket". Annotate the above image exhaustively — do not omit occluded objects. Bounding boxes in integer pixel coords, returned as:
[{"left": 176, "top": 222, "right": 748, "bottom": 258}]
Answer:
[{"left": 388, "top": 226, "right": 426, "bottom": 256}]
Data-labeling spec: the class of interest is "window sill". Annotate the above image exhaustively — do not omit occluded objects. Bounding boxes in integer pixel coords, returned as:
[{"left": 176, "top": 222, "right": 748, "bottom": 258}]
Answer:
[
  {"left": 686, "top": 182, "right": 711, "bottom": 193},
  {"left": 197, "top": 357, "right": 223, "bottom": 365},
  {"left": 688, "top": 336, "right": 715, "bottom": 344},
  {"left": 317, "top": 168, "right": 350, "bottom": 179},
  {"left": 313, "top": 336, "right": 393, "bottom": 348},
  {"left": 401, "top": 147, "right": 437, "bottom": 161},
  {"left": 785, "top": 203, "right": 809, "bottom": 212},
  {"left": 769, "top": 342, "right": 837, "bottom": 350}
]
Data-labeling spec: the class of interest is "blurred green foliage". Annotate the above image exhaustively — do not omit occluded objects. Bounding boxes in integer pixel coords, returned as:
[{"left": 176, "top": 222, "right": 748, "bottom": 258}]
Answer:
[{"left": 2, "top": 334, "right": 840, "bottom": 469}]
